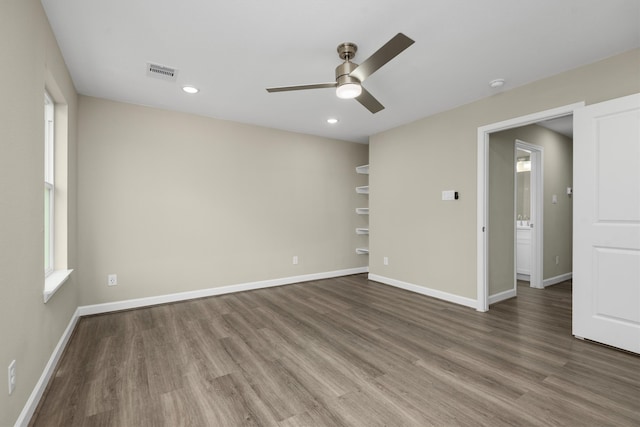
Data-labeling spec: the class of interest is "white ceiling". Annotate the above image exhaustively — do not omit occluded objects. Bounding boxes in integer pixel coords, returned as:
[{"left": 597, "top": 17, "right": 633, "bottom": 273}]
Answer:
[
  {"left": 538, "top": 116, "right": 574, "bottom": 138},
  {"left": 41, "top": 0, "right": 640, "bottom": 143}
]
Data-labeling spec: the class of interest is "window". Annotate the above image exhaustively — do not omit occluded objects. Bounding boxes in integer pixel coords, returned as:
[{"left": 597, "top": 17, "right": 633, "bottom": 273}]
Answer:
[
  {"left": 44, "top": 91, "right": 54, "bottom": 277},
  {"left": 43, "top": 82, "right": 72, "bottom": 302}
]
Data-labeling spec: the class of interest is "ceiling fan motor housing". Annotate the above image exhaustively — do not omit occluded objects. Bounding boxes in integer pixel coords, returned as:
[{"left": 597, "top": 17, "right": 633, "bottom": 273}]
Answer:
[
  {"left": 335, "top": 61, "right": 361, "bottom": 87},
  {"left": 336, "top": 42, "right": 361, "bottom": 87}
]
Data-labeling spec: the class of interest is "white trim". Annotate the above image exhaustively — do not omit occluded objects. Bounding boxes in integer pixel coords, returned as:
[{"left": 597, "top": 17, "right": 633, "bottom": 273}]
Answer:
[
  {"left": 543, "top": 272, "right": 572, "bottom": 287},
  {"left": 488, "top": 288, "right": 517, "bottom": 305},
  {"left": 477, "top": 102, "right": 585, "bottom": 312},
  {"left": 43, "top": 269, "right": 73, "bottom": 303},
  {"left": 14, "top": 308, "right": 80, "bottom": 427},
  {"left": 368, "top": 274, "right": 477, "bottom": 309},
  {"left": 517, "top": 273, "right": 531, "bottom": 281},
  {"left": 477, "top": 130, "right": 489, "bottom": 311},
  {"left": 77, "top": 267, "right": 368, "bottom": 316},
  {"left": 44, "top": 91, "right": 55, "bottom": 276}
]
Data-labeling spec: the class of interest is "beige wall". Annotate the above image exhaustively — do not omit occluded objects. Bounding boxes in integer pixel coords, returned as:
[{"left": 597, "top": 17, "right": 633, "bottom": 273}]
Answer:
[
  {"left": 370, "top": 49, "right": 640, "bottom": 300},
  {"left": 488, "top": 125, "right": 573, "bottom": 295},
  {"left": 0, "top": 0, "right": 79, "bottom": 424},
  {"left": 540, "top": 128, "right": 573, "bottom": 280},
  {"left": 78, "top": 97, "right": 368, "bottom": 305},
  {"left": 488, "top": 132, "right": 515, "bottom": 295}
]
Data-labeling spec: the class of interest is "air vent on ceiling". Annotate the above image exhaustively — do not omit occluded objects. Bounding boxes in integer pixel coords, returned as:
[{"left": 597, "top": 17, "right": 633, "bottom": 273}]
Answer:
[{"left": 146, "top": 63, "right": 178, "bottom": 82}]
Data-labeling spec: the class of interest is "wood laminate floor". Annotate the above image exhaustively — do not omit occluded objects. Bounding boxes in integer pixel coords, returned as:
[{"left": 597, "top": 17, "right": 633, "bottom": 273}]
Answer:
[{"left": 31, "top": 275, "right": 640, "bottom": 426}]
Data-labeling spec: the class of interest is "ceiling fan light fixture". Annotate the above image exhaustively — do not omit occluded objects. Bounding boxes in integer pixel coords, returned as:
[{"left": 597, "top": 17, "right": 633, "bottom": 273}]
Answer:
[{"left": 336, "top": 82, "right": 362, "bottom": 99}]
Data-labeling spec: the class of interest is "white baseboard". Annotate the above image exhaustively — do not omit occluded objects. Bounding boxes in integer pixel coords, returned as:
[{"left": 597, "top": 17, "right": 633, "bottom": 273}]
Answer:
[
  {"left": 18, "top": 267, "right": 367, "bottom": 426},
  {"left": 488, "top": 288, "right": 517, "bottom": 305},
  {"left": 367, "top": 274, "right": 477, "bottom": 309},
  {"left": 516, "top": 273, "right": 530, "bottom": 281},
  {"left": 15, "top": 308, "right": 81, "bottom": 427},
  {"left": 77, "top": 266, "right": 369, "bottom": 316},
  {"left": 543, "top": 272, "right": 572, "bottom": 287}
]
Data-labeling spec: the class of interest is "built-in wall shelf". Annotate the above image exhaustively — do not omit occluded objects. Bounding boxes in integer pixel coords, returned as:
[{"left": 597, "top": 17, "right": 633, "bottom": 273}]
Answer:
[
  {"left": 356, "top": 164, "right": 369, "bottom": 175},
  {"left": 355, "top": 164, "right": 369, "bottom": 255}
]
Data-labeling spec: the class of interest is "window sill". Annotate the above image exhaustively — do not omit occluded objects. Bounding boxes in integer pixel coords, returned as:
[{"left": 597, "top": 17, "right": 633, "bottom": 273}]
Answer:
[{"left": 44, "top": 269, "right": 73, "bottom": 303}]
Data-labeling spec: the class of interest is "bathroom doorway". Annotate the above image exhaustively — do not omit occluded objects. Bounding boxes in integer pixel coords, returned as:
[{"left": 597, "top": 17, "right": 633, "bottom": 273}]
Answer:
[
  {"left": 478, "top": 103, "right": 578, "bottom": 311},
  {"left": 515, "top": 140, "right": 543, "bottom": 290}
]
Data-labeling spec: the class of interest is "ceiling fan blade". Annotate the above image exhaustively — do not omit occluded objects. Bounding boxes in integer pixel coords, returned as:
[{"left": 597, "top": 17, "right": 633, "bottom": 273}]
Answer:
[
  {"left": 266, "top": 82, "right": 336, "bottom": 93},
  {"left": 356, "top": 87, "right": 384, "bottom": 114},
  {"left": 349, "top": 33, "right": 415, "bottom": 82}
]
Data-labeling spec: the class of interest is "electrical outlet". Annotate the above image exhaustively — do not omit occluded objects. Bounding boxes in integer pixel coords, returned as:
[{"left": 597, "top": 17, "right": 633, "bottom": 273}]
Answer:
[
  {"left": 292, "top": 256, "right": 298, "bottom": 265},
  {"left": 383, "top": 257, "right": 389, "bottom": 265},
  {"left": 8, "top": 360, "right": 16, "bottom": 395},
  {"left": 108, "top": 274, "right": 117, "bottom": 286},
  {"left": 555, "top": 256, "right": 560, "bottom": 265}
]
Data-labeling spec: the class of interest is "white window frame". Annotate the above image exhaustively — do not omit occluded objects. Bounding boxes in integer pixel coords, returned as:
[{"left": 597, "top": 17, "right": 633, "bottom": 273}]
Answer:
[{"left": 44, "top": 91, "right": 55, "bottom": 277}]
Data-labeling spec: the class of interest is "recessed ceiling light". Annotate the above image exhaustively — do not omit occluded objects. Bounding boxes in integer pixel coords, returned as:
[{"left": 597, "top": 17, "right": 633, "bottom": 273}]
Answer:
[
  {"left": 182, "top": 85, "right": 199, "bottom": 94},
  {"left": 489, "top": 78, "right": 505, "bottom": 89},
  {"left": 327, "top": 118, "right": 339, "bottom": 124}
]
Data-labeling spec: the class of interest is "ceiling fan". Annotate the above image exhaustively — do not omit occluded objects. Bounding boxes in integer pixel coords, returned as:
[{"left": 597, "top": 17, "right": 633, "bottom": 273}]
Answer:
[{"left": 266, "top": 33, "right": 415, "bottom": 114}]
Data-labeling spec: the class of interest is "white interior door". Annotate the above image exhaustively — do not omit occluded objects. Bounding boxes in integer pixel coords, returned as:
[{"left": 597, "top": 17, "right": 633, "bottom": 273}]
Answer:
[{"left": 573, "top": 93, "right": 640, "bottom": 354}]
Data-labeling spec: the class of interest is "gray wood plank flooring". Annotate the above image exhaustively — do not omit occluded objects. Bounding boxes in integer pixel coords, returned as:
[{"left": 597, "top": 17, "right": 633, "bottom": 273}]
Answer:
[{"left": 30, "top": 275, "right": 640, "bottom": 426}]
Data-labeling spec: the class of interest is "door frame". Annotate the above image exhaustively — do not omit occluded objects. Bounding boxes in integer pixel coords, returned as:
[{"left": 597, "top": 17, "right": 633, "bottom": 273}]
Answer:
[
  {"left": 476, "top": 102, "right": 584, "bottom": 312},
  {"left": 514, "top": 140, "right": 544, "bottom": 289}
]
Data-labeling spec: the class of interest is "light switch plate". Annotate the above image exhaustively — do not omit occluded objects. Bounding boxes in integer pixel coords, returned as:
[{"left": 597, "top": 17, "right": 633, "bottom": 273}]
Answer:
[{"left": 442, "top": 190, "right": 455, "bottom": 201}]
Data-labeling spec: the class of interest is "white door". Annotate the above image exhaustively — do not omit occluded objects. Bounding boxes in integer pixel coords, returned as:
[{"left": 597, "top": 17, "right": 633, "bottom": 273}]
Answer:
[{"left": 573, "top": 93, "right": 640, "bottom": 354}]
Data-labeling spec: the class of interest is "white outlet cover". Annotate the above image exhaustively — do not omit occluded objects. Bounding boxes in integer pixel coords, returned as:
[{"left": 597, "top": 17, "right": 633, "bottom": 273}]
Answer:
[{"left": 108, "top": 274, "right": 117, "bottom": 286}]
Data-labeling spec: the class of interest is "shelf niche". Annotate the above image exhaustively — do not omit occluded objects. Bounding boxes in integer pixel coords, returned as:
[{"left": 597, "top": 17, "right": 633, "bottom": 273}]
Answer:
[{"left": 355, "top": 164, "right": 369, "bottom": 256}]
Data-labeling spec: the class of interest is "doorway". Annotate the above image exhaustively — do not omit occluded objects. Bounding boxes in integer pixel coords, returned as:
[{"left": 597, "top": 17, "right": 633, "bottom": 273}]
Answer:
[
  {"left": 485, "top": 136, "right": 544, "bottom": 305},
  {"left": 515, "top": 140, "right": 543, "bottom": 290},
  {"left": 476, "top": 102, "right": 583, "bottom": 312}
]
